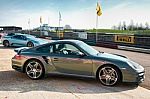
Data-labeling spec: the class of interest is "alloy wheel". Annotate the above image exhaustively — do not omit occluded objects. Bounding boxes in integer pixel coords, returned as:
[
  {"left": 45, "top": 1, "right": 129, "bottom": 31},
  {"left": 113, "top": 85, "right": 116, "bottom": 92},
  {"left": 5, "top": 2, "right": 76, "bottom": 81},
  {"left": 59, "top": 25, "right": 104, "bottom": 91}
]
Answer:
[
  {"left": 26, "top": 61, "right": 43, "bottom": 79},
  {"left": 27, "top": 42, "right": 34, "bottom": 47},
  {"left": 99, "top": 66, "right": 119, "bottom": 86},
  {"left": 3, "top": 41, "right": 9, "bottom": 47}
]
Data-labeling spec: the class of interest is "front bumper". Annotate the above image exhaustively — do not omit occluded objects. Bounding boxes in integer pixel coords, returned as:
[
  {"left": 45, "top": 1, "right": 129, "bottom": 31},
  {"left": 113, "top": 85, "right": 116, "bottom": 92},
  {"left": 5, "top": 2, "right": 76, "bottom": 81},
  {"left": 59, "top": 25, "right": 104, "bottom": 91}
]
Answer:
[
  {"left": 136, "top": 72, "right": 145, "bottom": 83},
  {"left": 121, "top": 67, "right": 145, "bottom": 83}
]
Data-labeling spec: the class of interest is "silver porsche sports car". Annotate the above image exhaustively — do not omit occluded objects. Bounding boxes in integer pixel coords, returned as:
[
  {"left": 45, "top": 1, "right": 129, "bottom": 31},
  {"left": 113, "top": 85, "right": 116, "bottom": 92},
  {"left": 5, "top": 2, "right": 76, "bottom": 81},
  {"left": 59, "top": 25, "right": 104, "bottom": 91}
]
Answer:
[{"left": 12, "top": 40, "right": 145, "bottom": 86}]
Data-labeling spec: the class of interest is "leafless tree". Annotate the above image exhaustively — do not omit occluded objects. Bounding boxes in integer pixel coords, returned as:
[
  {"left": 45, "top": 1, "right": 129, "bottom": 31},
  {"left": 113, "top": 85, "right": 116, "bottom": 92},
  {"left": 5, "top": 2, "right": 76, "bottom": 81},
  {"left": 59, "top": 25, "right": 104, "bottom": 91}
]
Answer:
[{"left": 145, "top": 22, "right": 149, "bottom": 30}]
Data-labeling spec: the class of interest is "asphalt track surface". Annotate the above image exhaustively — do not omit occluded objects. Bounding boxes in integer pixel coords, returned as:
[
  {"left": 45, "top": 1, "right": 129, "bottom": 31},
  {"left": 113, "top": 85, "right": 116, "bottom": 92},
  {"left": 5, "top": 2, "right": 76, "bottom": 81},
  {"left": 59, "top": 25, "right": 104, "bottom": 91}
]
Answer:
[{"left": 0, "top": 45, "right": 150, "bottom": 99}]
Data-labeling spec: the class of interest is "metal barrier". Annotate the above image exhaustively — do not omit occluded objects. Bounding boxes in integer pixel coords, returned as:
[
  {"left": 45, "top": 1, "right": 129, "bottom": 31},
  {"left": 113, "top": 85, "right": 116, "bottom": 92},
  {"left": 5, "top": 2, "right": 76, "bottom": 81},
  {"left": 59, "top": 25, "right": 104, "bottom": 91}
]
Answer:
[{"left": 21, "top": 31, "right": 150, "bottom": 49}]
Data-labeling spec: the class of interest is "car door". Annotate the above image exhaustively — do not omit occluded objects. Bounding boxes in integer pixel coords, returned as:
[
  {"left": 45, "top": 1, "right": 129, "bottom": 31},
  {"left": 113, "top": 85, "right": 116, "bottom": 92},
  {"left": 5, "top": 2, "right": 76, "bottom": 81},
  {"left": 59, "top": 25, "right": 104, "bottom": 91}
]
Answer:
[
  {"left": 11, "top": 35, "right": 27, "bottom": 46},
  {"left": 51, "top": 43, "right": 93, "bottom": 76}
]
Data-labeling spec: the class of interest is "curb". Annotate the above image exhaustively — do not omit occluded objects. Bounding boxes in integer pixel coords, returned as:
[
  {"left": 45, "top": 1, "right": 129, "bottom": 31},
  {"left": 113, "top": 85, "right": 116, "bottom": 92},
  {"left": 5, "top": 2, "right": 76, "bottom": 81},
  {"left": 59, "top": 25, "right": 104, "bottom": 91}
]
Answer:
[
  {"left": 118, "top": 45, "right": 150, "bottom": 54},
  {"left": 96, "top": 43, "right": 118, "bottom": 49},
  {"left": 95, "top": 42, "right": 150, "bottom": 54}
]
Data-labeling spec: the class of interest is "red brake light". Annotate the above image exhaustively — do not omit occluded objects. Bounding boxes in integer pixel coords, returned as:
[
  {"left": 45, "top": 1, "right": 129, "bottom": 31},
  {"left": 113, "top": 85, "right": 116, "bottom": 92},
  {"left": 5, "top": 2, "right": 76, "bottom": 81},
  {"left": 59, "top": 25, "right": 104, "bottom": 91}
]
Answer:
[{"left": 14, "top": 55, "right": 25, "bottom": 60}]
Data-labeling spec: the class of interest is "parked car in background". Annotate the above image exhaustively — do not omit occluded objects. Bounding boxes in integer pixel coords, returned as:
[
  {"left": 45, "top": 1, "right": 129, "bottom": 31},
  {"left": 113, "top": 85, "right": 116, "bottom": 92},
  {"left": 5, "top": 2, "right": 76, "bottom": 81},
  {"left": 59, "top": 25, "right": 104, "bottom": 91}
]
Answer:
[
  {"left": 0, "top": 33, "right": 6, "bottom": 44},
  {"left": 1, "top": 33, "right": 18, "bottom": 40},
  {"left": 0, "top": 33, "right": 6, "bottom": 39},
  {"left": 5, "top": 33, "right": 16, "bottom": 37},
  {"left": 0, "top": 34, "right": 2, "bottom": 39},
  {"left": 12, "top": 40, "right": 145, "bottom": 86},
  {"left": 2, "top": 33, "right": 48, "bottom": 47}
]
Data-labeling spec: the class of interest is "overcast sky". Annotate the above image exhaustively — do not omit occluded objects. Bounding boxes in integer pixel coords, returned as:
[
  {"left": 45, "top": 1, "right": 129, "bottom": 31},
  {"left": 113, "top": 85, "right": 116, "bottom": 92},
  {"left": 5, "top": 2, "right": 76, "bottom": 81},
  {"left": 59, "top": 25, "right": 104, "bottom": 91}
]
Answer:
[{"left": 0, "top": 0, "right": 150, "bottom": 29}]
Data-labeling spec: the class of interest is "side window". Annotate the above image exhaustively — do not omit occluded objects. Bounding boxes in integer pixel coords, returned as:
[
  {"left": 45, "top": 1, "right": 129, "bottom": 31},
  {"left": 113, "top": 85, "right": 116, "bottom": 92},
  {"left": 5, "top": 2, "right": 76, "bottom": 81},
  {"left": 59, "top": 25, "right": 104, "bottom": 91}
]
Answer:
[
  {"left": 55, "top": 44, "right": 65, "bottom": 53},
  {"left": 7, "top": 33, "right": 15, "bottom": 36},
  {"left": 13, "top": 35, "right": 21, "bottom": 39},
  {"left": 54, "top": 43, "right": 81, "bottom": 55},
  {"left": 36, "top": 45, "right": 53, "bottom": 53},
  {"left": 21, "top": 36, "right": 27, "bottom": 40},
  {"left": 65, "top": 44, "right": 79, "bottom": 51}
]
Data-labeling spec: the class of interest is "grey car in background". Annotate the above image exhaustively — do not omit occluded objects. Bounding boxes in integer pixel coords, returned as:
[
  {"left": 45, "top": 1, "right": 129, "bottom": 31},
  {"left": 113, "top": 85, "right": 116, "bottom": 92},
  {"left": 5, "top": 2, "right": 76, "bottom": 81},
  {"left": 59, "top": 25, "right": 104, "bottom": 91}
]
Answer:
[{"left": 2, "top": 33, "right": 48, "bottom": 47}]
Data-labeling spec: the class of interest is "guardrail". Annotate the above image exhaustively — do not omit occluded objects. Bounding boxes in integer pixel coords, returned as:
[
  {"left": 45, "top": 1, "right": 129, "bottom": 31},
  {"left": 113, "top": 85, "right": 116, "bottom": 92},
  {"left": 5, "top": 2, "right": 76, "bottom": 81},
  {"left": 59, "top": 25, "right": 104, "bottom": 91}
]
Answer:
[
  {"left": 37, "top": 32, "right": 150, "bottom": 48},
  {"left": 19, "top": 31, "right": 150, "bottom": 52},
  {"left": 118, "top": 46, "right": 150, "bottom": 54}
]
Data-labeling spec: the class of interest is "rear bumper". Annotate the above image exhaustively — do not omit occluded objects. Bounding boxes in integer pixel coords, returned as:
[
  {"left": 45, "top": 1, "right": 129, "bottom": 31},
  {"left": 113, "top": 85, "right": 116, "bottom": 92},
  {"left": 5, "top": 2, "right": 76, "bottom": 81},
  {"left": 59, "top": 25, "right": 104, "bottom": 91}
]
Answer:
[
  {"left": 12, "top": 65, "right": 23, "bottom": 72},
  {"left": 12, "top": 58, "right": 25, "bottom": 72}
]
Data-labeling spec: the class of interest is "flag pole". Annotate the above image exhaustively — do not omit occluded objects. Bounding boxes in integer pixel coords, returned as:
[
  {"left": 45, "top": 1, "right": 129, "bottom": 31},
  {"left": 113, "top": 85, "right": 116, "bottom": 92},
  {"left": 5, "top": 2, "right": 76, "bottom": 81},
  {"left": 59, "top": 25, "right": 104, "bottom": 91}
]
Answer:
[
  {"left": 58, "top": 12, "right": 61, "bottom": 39},
  {"left": 28, "top": 18, "right": 30, "bottom": 35},
  {"left": 96, "top": 1, "right": 102, "bottom": 43},
  {"left": 48, "top": 17, "right": 50, "bottom": 25},
  {"left": 96, "top": 1, "right": 99, "bottom": 43},
  {"left": 96, "top": 13, "right": 98, "bottom": 43},
  {"left": 40, "top": 16, "right": 42, "bottom": 37},
  {"left": 58, "top": 16, "right": 60, "bottom": 39}
]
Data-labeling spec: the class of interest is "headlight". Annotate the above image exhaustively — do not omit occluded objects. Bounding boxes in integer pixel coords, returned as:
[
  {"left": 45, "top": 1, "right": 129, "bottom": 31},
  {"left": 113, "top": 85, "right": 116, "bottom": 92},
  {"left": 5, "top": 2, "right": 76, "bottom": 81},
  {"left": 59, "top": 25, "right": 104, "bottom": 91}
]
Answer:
[
  {"left": 127, "top": 60, "right": 143, "bottom": 70},
  {"left": 32, "top": 41, "right": 39, "bottom": 44}
]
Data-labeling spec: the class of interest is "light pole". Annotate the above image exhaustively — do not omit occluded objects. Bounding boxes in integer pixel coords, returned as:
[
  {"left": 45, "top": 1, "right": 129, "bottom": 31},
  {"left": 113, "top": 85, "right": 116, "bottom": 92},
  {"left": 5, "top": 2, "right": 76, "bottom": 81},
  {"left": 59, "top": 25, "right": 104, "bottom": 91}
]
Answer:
[
  {"left": 40, "top": 16, "right": 42, "bottom": 37},
  {"left": 58, "top": 12, "right": 62, "bottom": 39},
  {"left": 28, "top": 18, "right": 30, "bottom": 34}
]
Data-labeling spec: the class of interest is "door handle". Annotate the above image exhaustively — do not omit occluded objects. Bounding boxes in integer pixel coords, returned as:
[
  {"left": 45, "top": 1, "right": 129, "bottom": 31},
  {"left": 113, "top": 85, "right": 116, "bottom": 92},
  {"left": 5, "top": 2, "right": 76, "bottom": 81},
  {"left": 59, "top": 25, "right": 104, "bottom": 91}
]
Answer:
[
  {"left": 53, "top": 58, "right": 59, "bottom": 61},
  {"left": 42, "top": 56, "right": 50, "bottom": 64}
]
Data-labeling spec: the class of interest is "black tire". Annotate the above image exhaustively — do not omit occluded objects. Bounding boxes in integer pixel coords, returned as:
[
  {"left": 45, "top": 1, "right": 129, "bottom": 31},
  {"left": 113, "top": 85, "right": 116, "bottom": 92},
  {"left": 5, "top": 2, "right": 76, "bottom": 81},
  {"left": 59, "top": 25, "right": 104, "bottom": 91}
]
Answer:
[
  {"left": 25, "top": 60, "right": 45, "bottom": 80},
  {"left": 27, "top": 42, "right": 34, "bottom": 47},
  {"left": 97, "top": 65, "right": 121, "bottom": 86},
  {"left": 3, "top": 40, "right": 10, "bottom": 47}
]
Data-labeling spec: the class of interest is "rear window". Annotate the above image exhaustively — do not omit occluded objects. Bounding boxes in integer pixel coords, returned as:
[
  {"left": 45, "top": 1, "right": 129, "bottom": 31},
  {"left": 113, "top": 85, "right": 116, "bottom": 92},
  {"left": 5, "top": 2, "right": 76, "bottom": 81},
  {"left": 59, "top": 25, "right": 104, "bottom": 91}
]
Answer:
[
  {"left": 36, "top": 44, "right": 53, "bottom": 53},
  {"left": 7, "top": 33, "right": 15, "bottom": 36}
]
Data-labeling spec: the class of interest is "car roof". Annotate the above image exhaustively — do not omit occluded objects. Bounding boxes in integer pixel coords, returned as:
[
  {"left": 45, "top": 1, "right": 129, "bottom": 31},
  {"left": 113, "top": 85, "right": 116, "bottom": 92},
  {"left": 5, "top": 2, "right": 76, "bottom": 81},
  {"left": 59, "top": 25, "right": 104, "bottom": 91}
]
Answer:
[
  {"left": 13, "top": 33, "right": 35, "bottom": 37},
  {"left": 49, "top": 39, "right": 83, "bottom": 44}
]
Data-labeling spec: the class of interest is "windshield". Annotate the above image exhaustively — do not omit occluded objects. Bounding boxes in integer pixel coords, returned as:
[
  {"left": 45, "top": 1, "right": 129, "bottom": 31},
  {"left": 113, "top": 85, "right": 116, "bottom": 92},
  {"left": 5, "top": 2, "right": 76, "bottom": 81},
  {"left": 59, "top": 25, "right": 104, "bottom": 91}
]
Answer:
[
  {"left": 77, "top": 41, "right": 99, "bottom": 55},
  {"left": 26, "top": 35, "right": 36, "bottom": 39}
]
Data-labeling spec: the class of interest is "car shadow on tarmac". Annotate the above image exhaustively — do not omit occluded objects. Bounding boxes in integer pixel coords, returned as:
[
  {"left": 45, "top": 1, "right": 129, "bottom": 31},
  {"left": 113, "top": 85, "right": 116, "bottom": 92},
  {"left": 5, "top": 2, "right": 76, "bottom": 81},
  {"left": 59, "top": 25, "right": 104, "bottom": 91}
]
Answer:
[
  {"left": 0, "top": 70, "right": 138, "bottom": 94},
  {"left": 0, "top": 45, "right": 18, "bottom": 49}
]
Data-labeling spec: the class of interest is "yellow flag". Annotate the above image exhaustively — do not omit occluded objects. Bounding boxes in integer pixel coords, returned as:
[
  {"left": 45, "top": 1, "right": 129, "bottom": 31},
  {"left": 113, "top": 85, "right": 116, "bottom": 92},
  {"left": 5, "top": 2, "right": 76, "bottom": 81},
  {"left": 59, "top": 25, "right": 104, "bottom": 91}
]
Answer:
[
  {"left": 96, "top": 2, "right": 102, "bottom": 16},
  {"left": 40, "top": 16, "right": 42, "bottom": 24}
]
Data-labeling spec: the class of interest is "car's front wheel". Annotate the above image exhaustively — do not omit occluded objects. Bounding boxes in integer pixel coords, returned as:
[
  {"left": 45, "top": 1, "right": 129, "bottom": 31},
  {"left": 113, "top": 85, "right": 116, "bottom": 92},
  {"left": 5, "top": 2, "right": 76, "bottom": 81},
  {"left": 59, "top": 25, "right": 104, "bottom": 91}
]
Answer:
[
  {"left": 27, "top": 42, "right": 34, "bottom": 47},
  {"left": 3, "top": 40, "right": 10, "bottom": 47},
  {"left": 25, "top": 60, "right": 45, "bottom": 80},
  {"left": 98, "top": 65, "right": 121, "bottom": 86}
]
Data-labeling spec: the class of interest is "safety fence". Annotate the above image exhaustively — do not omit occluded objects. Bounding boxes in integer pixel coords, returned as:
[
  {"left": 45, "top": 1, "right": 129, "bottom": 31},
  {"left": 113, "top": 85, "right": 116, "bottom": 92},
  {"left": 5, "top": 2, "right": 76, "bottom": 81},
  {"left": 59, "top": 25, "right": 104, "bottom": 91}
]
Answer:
[{"left": 22, "top": 31, "right": 150, "bottom": 49}]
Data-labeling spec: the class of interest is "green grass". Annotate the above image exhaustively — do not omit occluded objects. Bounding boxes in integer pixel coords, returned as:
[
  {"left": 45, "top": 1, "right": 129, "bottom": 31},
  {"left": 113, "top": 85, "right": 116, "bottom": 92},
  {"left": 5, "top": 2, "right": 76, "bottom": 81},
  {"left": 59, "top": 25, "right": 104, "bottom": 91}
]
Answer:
[
  {"left": 32, "top": 29, "right": 150, "bottom": 35},
  {"left": 86, "top": 29, "right": 150, "bottom": 35},
  {"left": 87, "top": 29, "right": 130, "bottom": 33}
]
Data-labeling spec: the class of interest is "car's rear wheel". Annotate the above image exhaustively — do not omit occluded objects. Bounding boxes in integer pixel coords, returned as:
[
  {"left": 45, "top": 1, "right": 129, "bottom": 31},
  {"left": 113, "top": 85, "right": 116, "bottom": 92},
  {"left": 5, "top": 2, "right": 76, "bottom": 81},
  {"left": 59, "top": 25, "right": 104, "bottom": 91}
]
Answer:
[
  {"left": 98, "top": 65, "right": 121, "bottom": 86},
  {"left": 3, "top": 40, "right": 10, "bottom": 47},
  {"left": 25, "top": 60, "right": 45, "bottom": 80},
  {"left": 27, "top": 42, "right": 34, "bottom": 47}
]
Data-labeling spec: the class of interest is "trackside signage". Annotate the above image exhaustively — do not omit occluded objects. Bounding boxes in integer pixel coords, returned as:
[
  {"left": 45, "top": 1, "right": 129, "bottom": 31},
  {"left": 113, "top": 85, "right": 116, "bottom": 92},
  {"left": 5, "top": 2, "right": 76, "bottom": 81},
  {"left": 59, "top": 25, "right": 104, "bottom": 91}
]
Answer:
[
  {"left": 115, "top": 35, "right": 135, "bottom": 44},
  {"left": 78, "top": 32, "right": 87, "bottom": 39}
]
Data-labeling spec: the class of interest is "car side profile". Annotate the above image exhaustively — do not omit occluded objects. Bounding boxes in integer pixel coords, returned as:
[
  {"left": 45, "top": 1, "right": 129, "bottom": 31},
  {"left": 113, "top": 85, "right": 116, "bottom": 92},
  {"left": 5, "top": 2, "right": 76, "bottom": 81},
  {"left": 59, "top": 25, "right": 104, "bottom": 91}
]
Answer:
[
  {"left": 12, "top": 40, "right": 145, "bottom": 86},
  {"left": 2, "top": 33, "right": 48, "bottom": 47}
]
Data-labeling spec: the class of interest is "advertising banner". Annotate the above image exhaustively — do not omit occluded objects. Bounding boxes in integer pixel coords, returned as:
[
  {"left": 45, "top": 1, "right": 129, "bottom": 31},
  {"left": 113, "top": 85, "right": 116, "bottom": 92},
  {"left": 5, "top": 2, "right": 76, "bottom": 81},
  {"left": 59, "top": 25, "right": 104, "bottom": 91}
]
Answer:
[
  {"left": 115, "top": 35, "right": 135, "bottom": 44},
  {"left": 78, "top": 32, "right": 87, "bottom": 39}
]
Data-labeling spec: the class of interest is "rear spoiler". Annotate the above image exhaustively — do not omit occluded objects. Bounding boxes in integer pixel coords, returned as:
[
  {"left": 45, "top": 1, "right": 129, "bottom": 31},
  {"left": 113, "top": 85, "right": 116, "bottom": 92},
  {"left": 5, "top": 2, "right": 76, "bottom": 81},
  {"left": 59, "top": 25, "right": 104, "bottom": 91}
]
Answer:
[{"left": 14, "top": 47, "right": 30, "bottom": 54}]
